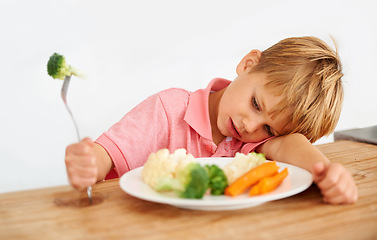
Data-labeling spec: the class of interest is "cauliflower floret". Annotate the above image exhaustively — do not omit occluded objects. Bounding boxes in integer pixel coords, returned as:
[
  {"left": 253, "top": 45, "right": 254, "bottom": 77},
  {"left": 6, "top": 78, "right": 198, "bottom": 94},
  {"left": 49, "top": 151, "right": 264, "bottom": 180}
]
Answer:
[
  {"left": 142, "top": 148, "right": 195, "bottom": 189},
  {"left": 174, "top": 151, "right": 195, "bottom": 173},
  {"left": 223, "top": 152, "right": 266, "bottom": 184},
  {"left": 142, "top": 149, "right": 176, "bottom": 189}
]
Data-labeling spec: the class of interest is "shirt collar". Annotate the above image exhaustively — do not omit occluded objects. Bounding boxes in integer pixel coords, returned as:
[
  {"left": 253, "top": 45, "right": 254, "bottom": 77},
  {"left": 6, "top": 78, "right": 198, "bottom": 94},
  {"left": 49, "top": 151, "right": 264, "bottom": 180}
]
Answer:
[{"left": 184, "top": 78, "right": 231, "bottom": 140}]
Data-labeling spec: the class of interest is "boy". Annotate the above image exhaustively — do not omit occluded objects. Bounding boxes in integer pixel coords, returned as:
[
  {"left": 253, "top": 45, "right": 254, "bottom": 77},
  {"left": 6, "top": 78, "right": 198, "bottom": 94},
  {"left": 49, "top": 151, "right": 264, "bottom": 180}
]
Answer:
[{"left": 65, "top": 36, "right": 357, "bottom": 204}]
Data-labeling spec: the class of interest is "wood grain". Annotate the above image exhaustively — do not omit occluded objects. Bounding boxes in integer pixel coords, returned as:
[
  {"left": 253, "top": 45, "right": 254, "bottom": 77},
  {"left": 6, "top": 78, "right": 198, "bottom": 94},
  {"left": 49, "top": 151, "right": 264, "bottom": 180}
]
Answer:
[{"left": 1, "top": 140, "right": 376, "bottom": 240}]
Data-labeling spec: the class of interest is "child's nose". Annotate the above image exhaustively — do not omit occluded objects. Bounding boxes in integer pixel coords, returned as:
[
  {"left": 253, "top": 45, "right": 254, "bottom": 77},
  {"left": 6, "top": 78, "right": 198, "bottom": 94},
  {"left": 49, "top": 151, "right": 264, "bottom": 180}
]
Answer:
[{"left": 242, "top": 117, "right": 262, "bottom": 134}]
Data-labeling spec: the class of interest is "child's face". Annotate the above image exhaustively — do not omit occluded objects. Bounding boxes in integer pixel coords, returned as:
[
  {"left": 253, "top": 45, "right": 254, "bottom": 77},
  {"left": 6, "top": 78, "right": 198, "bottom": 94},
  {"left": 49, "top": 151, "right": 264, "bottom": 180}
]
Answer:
[{"left": 215, "top": 71, "right": 293, "bottom": 143}]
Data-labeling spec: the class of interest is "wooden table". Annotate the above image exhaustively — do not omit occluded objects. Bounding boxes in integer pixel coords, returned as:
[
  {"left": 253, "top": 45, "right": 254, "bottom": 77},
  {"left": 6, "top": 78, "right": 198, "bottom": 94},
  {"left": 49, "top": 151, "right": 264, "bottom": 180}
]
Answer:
[{"left": 1, "top": 140, "right": 376, "bottom": 240}]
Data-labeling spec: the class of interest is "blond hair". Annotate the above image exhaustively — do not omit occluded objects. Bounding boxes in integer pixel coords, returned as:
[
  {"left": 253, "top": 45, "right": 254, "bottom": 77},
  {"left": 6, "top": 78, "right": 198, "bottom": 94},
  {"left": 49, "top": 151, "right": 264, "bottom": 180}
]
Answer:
[{"left": 252, "top": 36, "right": 344, "bottom": 143}]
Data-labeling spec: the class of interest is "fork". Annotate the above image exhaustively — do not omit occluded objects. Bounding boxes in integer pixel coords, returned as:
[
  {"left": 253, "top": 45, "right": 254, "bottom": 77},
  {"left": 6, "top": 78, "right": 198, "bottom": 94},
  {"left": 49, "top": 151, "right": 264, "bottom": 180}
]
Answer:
[{"left": 61, "top": 75, "right": 93, "bottom": 204}]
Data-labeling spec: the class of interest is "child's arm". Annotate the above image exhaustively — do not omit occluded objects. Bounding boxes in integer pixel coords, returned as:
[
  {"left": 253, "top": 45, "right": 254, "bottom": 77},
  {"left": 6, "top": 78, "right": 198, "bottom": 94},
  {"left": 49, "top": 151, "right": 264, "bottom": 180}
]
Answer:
[
  {"left": 256, "top": 133, "right": 358, "bottom": 204},
  {"left": 65, "top": 137, "right": 114, "bottom": 190}
]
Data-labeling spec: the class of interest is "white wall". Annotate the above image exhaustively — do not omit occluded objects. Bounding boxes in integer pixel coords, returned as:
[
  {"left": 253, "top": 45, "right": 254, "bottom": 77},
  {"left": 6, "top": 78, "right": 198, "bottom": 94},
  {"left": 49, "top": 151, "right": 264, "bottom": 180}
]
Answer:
[{"left": 1, "top": 0, "right": 376, "bottom": 193}]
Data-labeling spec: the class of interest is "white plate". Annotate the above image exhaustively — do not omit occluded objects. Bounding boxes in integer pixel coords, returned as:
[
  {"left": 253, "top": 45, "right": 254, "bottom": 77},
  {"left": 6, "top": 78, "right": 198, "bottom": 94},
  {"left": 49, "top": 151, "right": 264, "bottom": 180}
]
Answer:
[{"left": 119, "top": 158, "right": 313, "bottom": 211}]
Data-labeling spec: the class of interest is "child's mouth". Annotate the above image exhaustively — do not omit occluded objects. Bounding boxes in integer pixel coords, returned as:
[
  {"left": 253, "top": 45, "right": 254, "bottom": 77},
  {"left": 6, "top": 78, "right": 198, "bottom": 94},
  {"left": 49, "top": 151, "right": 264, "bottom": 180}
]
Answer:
[{"left": 227, "top": 118, "right": 241, "bottom": 139}]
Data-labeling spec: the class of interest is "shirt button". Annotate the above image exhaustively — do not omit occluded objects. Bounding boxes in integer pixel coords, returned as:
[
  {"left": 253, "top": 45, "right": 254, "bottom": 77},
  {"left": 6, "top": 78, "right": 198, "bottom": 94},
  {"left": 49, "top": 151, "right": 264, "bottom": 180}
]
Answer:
[{"left": 205, "top": 145, "right": 212, "bottom": 152}]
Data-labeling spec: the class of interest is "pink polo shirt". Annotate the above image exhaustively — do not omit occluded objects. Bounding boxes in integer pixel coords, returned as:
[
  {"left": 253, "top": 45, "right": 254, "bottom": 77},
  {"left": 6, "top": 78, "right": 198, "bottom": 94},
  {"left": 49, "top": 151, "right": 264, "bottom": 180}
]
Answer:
[{"left": 95, "top": 78, "right": 269, "bottom": 179}]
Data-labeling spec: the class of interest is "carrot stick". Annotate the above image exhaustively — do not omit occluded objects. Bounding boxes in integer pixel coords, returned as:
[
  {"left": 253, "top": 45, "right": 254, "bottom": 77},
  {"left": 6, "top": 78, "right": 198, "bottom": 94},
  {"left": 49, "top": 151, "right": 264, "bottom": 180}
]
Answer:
[
  {"left": 249, "top": 168, "right": 289, "bottom": 196},
  {"left": 224, "top": 161, "right": 279, "bottom": 197}
]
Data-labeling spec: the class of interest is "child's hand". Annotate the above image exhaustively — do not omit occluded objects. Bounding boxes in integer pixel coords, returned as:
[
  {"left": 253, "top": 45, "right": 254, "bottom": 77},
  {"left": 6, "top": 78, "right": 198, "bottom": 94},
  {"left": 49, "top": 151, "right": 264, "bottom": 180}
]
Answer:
[
  {"left": 65, "top": 137, "right": 98, "bottom": 190},
  {"left": 312, "top": 162, "right": 358, "bottom": 204}
]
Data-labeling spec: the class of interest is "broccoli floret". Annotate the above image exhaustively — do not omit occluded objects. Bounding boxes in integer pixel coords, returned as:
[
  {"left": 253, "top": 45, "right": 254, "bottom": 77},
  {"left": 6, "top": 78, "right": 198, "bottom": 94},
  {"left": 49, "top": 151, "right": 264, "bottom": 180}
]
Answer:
[
  {"left": 205, "top": 164, "right": 228, "bottom": 195},
  {"left": 47, "top": 53, "right": 83, "bottom": 80},
  {"left": 179, "top": 163, "right": 209, "bottom": 199},
  {"left": 155, "top": 162, "right": 209, "bottom": 199}
]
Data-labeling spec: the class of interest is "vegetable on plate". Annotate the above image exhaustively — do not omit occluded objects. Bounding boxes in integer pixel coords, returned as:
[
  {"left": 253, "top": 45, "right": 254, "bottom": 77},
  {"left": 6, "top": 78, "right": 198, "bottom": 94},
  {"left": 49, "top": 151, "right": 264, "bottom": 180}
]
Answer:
[
  {"left": 156, "top": 162, "right": 209, "bottom": 199},
  {"left": 249, "top": 168, "right": 289, "bottom": 196},
  {"left": 205, "top": 164, "right": 228, "bottom": 195},
  {"left": 142, "top": 148, "right": 229, "bottom": 199},
  {"left": 223, "top": 152, "right": 266, "bottom": 185},
  {"left": 142, "top": 149, "right": 289, "bottom": 199},
  {"left": 224, "top": 161, "right": 279, "bottom": 197}
]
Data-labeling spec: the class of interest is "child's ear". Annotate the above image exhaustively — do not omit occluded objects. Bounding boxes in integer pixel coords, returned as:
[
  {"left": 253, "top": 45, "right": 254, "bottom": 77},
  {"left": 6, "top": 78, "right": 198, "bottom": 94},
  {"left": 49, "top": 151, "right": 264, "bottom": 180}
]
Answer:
[{"left": 236, "top": 50, "right": 261, "bottom": 75}]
